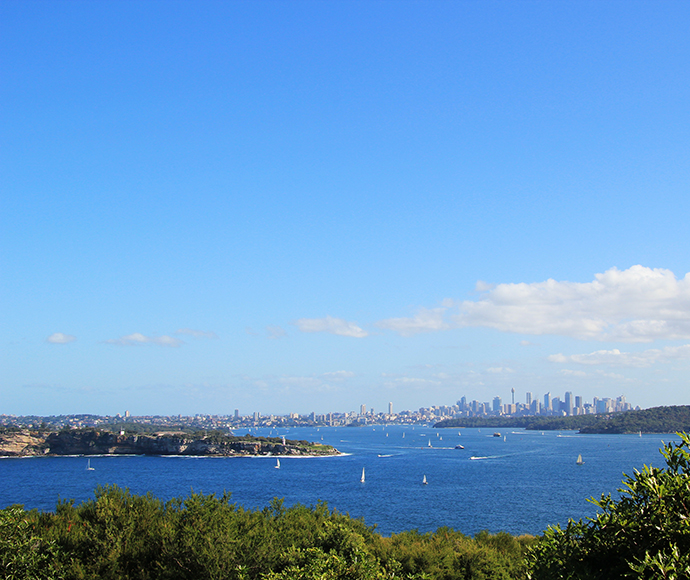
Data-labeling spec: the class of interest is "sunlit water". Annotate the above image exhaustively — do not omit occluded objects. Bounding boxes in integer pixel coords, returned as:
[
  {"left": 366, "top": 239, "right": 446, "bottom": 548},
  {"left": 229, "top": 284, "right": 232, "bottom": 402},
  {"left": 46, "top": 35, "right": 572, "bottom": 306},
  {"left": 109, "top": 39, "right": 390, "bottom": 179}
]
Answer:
[{"left": 0, "top": 426, "right": 679, "bottom": 536}]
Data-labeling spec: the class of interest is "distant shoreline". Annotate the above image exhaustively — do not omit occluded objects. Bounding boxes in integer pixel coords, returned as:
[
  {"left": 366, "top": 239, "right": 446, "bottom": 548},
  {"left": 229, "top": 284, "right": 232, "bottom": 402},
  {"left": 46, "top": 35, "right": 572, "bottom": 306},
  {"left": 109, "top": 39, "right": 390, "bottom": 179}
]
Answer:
[{"left": 434, "top": 405, "right": 690, "bottom": 435}]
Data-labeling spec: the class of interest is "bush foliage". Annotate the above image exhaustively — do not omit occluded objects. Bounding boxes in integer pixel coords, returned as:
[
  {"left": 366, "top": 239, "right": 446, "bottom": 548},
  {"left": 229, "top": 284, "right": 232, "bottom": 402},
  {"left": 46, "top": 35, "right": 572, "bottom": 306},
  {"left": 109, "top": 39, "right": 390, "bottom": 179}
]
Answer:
[
  {"left": 3, "top": 434, "right": 690, "bottom": 579},
  {"left": 1, "top": 487, "right": 532, "bottom": 580},
  {"left": 528, "top": 432, "right": 690, "bottom": 579}
]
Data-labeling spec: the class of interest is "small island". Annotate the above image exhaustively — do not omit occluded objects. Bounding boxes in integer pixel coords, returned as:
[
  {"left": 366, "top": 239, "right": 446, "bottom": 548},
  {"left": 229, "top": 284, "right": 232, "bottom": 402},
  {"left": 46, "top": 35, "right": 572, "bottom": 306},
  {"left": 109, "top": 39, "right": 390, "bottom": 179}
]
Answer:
[{"left": 0, "top": 427, "right": 340, "bottom": 457}]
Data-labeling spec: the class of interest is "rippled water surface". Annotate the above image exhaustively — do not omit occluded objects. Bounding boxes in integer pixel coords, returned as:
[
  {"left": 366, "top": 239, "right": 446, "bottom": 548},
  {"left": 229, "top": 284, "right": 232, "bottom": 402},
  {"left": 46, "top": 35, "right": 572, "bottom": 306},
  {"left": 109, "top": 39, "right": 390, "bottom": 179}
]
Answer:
[{"left": 0, "top": 426, "right": 678, "bottom": 536}]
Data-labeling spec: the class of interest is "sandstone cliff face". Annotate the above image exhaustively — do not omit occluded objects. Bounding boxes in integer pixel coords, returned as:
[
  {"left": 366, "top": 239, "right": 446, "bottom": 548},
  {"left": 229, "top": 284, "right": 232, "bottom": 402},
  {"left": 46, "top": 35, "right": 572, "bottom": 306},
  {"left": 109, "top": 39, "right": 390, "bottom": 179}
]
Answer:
[
  {"left": 0, "top": 431, "right": 48, "bottom": 456},
  {"left": 0, "top": 430, "right": 338, "bottom": 457}
]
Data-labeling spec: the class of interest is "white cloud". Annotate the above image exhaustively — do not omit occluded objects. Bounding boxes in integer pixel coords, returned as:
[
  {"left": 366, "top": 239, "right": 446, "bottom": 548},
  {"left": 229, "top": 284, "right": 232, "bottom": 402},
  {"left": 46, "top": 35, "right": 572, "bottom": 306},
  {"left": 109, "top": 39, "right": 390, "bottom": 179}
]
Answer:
[
  {"left": 46, "top": 332, "right": 76, "bottom": 344},
  {"left": 294, "top": 316, "right": 368, "bottom": 338},
  {"left": 452, "top": 266, "right": 690, "bottom": 342},
  {"left": 548, "top": 344, "right": 690, "bottom": 368},
  {"left": 375, "top": 266, "right": 690, "bottom": 342},
  {"left": 104, "top": 333, "right": 184, "bottom": 347},
  {"left": 486, "top": 367, "right": 515, "bottom": 374},
  {"left": 176, "top": 328, "right": 218, "bottom": 339},
  {"left": 390, "top": 377, "right": 441, "bottom": 385},
  {"left": 321, "top": 370, "right": 355, "bottom": 380},
  {"left": 376, "top": 307, "right": 449, "bottom": 337}
]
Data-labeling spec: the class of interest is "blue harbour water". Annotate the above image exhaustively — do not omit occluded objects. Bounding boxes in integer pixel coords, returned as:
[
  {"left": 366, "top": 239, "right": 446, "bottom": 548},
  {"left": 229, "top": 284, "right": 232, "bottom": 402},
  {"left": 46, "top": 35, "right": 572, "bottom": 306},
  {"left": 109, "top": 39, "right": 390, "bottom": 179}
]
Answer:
[{"left": 0, "top": 426, "right": 680, "bottom": 537}]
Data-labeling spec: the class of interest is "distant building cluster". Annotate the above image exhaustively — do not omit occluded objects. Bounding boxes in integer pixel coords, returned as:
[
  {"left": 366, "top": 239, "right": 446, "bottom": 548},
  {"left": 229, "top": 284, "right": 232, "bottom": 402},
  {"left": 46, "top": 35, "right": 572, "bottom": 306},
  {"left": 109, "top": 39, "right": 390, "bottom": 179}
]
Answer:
[
  {"left": 456, "top": 392, "right": 634, "bottom": 418},
  {"left": 0, "top": 392, "right": 637, "bottom": 431}
]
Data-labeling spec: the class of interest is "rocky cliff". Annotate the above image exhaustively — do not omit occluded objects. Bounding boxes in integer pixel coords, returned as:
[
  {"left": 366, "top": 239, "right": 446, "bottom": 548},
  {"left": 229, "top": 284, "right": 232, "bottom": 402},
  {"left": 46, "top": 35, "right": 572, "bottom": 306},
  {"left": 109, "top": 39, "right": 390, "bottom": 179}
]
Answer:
[{"left": 0, "top": 430, "right": 339, "bottom": 457}]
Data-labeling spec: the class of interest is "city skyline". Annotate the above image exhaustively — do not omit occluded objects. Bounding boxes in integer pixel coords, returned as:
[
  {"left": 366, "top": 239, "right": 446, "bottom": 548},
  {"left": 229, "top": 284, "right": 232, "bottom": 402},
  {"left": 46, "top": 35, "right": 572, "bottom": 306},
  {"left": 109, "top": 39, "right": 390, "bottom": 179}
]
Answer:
[{"left": 2, "top": 2, "right": 690, "bottom": 417}]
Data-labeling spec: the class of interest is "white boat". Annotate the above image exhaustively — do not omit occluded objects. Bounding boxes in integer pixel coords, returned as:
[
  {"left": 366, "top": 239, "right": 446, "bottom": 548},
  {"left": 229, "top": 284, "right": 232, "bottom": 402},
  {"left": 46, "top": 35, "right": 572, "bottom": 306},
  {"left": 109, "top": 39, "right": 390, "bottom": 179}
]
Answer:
[
  {"left": 86, "top": 459, "right": 94, "bottom": 471},
  {"left": 275, "top": 458, "right": 280, "bottom": 469},
  {"left": 422, "top": 474, "right": 428, "bottom": 485},
  {"left": 576, "top": 454, "right": 584, "bottom": 465},
  {"left": 360, "top": 467, "right": 365, "bottom": 483},
  {"left": 428, "top": 439, "right": 432, "bottom": 448}
]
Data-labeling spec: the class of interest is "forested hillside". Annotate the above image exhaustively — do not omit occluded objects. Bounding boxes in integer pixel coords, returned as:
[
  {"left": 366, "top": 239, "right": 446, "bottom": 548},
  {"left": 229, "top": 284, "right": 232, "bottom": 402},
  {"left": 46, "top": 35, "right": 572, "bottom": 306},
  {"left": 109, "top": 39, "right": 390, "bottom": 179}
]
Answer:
[{"left": 435, "top": 405, "right": 690, "bottom": 434}]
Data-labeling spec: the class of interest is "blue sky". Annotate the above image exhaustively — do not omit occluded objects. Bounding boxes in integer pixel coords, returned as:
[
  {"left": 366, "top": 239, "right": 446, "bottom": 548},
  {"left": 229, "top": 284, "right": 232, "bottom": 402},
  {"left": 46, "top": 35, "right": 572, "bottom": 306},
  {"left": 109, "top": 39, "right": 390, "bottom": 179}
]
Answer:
[{"left": 2, "top": 1, "right": 690, "bottom": 417}]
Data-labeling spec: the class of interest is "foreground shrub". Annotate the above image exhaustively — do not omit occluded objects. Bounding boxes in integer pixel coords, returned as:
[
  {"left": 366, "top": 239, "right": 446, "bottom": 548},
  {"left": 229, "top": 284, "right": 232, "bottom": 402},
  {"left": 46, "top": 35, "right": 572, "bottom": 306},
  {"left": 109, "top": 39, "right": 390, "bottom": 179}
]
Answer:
[
  {"left": 527, "top": 432, "right": 690, "bottom": 579},
  {"left": 0, "top": 505, "right": 63, "bottom": 580},
  {"left": 3, "top": 485, "right": 536, "bottom": 579}
]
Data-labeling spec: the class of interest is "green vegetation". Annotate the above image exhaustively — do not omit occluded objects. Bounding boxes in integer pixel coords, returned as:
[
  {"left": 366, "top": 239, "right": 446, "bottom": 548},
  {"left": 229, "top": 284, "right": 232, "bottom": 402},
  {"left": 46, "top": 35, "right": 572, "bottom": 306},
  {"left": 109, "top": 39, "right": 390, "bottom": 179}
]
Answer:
[
  {"left": 1, "top": 489, "right": 532, "bottom": 579},
  {"left": 436, "top": 405, "right": 690, "bottom": 434},
  {"left": 2, "top": 435, "right": 690, "bottom": 579},
  {"left": 528, "top": 432, "right": 690, "bottom": 579}
]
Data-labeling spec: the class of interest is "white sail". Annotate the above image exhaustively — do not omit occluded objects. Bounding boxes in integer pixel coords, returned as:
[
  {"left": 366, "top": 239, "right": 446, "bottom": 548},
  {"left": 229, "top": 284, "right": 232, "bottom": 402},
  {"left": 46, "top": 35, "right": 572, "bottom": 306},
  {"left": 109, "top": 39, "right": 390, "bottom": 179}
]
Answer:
[
  {"left": 275, "top": 458, "right": 280, "bottom": 469},
  {"left": 576, "top": 454, "right": 584, "bottom": 465},
  {"left": 422, "top": 474, "right": 427, "bottom": 485},
  {"left": 360, "top": 467, "right": 365, "bottom": 483}
]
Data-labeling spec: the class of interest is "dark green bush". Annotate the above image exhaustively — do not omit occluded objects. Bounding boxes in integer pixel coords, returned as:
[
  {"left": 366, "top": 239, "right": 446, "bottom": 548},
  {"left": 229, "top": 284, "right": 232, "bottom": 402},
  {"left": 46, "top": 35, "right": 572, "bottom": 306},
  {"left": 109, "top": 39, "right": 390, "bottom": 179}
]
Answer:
[{"left": 527, "top": 432, "right": 690, "bottom": 579}]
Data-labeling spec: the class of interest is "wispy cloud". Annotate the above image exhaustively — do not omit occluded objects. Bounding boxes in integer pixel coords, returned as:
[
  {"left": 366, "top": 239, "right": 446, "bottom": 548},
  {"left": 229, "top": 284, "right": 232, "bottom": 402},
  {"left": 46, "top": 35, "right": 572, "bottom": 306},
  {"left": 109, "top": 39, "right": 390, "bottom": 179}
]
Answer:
[
  {"left": 321, "top": 370, "right": 355, "bottom": 380},
  {"left": 266, "top": 325, "right": 287, "bottom": 339},
  {"left": 175, "top": 328, "right": 218, "bottom": 339},
  {"left": 294, "top": 316, "right": 368, "bottom": 338},
  {"left": 46, "top": 332, "right": 76, "bottom": 344},
  {"left": 548, "top": 344, "right": 690, "bottom": 368},
  {"left": 376, "top": 307, "right": 449, "bottom": 337},
  {"left": 486, "top": 367, "right": 515, "bottom": 374},
  {"left": 104, "top": 333, "right": 184, "bottom": 347},
  {"left": 559, "top": 369, "right": 588, "bottom": 377}
]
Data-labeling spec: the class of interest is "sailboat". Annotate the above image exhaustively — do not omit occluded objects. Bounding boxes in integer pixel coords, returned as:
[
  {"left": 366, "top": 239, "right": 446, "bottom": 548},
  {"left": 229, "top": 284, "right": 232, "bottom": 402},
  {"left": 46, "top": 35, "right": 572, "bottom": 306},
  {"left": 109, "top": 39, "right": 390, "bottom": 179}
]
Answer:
[
  {"left": 422, "top": 474, "right": 428, "bottom": 485},
  {"left": 86, "top": 458, "right": 94, "bottom": 471},
  {"left": 360, "top": 467, "right": 365, "bottom": 483},
  {"left": 275, "top": 458, "right": 280, "bottom": 469},
  {"left": 576, "top": 454, "right": 584, "bottom": 465}
]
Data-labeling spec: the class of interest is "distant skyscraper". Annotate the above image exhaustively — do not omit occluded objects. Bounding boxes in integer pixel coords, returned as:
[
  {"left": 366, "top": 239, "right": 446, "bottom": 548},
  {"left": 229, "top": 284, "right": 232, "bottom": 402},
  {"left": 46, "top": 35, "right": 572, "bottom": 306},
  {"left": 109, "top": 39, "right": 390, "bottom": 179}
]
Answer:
[
  {"left": 511, "top": 388, "right": 515, "bottom": 404},
  {"left": 234, "top": 409, "right": 239, "bottom": 419},
  {"left": 492, "top": 396, "right": 502, "bottom": 413},
  {"left": 388, "top": 402, "right": 393, "bottom": 415},
  {"left": 565, "top": 392, "right": 574, "bottom": 415},
  {"left": 552, "top": 397, "right": 561, "bottom": 413},
  {"left": 360, "top": 404, "right": 366, "bottom": 416},
  {"left": 575, "top": 396, "right": 582, "bottom": 411},
  {"left": 544, "top": 392, "right": 552, "bottom": 411},
  {"left": 526, "top": 392, "right": 532, "bottom": 406}
]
